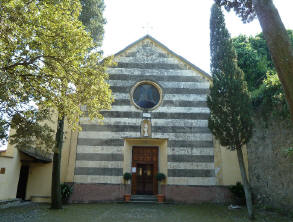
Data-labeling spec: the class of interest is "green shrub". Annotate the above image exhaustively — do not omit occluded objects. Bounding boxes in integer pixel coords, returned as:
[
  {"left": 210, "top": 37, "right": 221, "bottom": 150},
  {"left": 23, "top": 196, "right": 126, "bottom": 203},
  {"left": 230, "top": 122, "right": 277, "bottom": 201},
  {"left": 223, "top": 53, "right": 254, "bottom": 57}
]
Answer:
[
  {"left": 156, "top": 173, "right": 166, "bottom": 182},
  {"left": 123, "top": 172, "right": 132, "bottom": 181},
  {"left": 229, "top": 182, "right": 245, "bottom": 204},
  {"left": 61, "top": 183, "right": 73, "bottom": 203}
]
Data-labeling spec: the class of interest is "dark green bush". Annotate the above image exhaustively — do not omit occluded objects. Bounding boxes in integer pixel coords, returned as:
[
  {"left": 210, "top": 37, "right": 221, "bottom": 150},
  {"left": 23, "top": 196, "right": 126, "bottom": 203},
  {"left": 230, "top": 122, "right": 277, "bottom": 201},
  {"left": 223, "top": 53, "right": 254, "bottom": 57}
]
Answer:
[
  {"left": 123, "top": 172, "right": 132, "bottom": 181},
  {"left": 61, "top": 183, "right": 73, "bottom": 203},
  {"left": 156, "top": 173, "right": 166, "bottom": 182},
  {"left": 229, "top": 182, "right": 246, "bottom": 204}
]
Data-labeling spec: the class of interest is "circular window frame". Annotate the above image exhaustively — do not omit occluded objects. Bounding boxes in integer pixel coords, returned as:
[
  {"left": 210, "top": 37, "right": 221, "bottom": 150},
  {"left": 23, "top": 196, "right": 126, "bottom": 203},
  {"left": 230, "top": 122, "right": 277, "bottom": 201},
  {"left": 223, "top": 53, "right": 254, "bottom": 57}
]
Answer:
[{"left": 130, "top": 80, "right": 163, "bottom": 111}]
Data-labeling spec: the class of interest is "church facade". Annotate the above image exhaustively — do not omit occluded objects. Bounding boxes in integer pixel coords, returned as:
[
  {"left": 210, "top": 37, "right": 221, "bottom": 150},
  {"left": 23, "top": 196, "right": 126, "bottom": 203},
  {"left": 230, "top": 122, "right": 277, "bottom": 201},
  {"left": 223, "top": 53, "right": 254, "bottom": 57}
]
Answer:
[
  {"left": 71, "top": 35, "right": 231, "bottom": 202},
  {"left": 0, "top": 35, "right": 245, "bottom": 203}
]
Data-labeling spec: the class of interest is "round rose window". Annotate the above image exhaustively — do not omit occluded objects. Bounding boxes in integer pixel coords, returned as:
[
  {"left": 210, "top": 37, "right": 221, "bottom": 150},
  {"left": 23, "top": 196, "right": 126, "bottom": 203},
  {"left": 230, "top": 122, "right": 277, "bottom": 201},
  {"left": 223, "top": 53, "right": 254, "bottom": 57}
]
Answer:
[{"left": 132, "top": 82, "right": 162, "bottom": 110}]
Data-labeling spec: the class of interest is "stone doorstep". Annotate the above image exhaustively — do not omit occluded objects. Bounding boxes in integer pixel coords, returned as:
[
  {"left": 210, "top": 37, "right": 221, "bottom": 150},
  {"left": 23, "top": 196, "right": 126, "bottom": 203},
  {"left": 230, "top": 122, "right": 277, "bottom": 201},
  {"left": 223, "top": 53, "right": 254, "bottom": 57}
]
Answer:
[{"left": 130, "top": 195, "right": 157, "bottom": 203}]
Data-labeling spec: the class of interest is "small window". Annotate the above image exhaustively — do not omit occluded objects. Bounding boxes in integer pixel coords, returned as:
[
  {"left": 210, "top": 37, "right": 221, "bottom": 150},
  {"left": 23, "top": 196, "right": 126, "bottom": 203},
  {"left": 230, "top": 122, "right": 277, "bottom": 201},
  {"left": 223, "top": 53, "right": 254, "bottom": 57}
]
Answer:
[{"left": 131, "top": 81, "right": 162, "bottom": 110}]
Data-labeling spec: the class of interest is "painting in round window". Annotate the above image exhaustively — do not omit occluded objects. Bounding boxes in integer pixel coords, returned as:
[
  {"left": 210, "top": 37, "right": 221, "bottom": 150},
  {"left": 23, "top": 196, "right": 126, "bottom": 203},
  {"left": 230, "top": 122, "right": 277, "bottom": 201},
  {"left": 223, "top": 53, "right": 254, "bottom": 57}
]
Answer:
[{"left": 132, "top": 83, "right": 161, "bottom": 109}]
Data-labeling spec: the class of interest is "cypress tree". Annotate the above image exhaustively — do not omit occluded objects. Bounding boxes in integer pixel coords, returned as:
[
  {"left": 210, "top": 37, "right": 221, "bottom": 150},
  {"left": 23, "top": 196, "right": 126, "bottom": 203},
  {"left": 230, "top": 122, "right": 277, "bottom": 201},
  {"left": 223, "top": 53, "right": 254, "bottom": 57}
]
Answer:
[{"left": 208, "top": 4, "right": 254, "bottom": 219}]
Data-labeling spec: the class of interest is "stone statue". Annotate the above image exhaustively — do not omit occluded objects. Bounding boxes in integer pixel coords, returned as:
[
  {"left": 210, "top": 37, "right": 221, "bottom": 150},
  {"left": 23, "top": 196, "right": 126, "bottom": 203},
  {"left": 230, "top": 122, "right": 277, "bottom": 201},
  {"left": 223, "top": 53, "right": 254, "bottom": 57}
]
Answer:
[{"left": 143, "top": 122, "right": 148, "bottom": 137}]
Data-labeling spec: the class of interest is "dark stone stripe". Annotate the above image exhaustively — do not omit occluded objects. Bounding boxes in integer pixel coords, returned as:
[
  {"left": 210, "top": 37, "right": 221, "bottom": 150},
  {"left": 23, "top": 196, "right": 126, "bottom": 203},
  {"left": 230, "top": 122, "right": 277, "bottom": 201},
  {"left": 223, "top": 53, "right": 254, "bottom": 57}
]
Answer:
[
  {"left": 111, "top": 86, "right": 130, "bottom": 94},
  {"left": 111, "top": 86, "right": 209, "bottom": 95},
  {"left": 153, "top": 126, "right": 211, "bottom": 134},
  {"left": 168, "top": 169, "right": 215, "bottom": 177},
  {"left": 112, "top": 99, "right": 131, "bottom": 106},
  {"left": 113, "top": 99, "right": 207, "bottom": 107},
  {"left": 109, "top": 74, "right": 205, "bottom": 82},
  {"left": 81, "top": 124, "right": 140, "bottom": 132},
  {"left": 162, "top": 100, "right": 207, "bottom": 108},
  {"left": 108, "top": 67, "right": 192, "bottom": 76},
  {"left": 99, "top": 111, "right": 141, "bottom": 118},
  {"left": 114, "top": 62, "right": 183, "bottom": 70},
  {"left": 152, "top": 112, "right": 209, "bottom": 120},
  {"left": 97, "top": 111, "right": 209, "bottom": 120},
  {"left": 75, "top": 167, "right": 122, "bottom": 176},
  {"left": 80, "top": 124, "right": 210, "bottom": 134},
  {"left": 124, "top": 51, "right": 169, "bottom": 58},
  {"left": 168, "top": 140, "right": 213, "bottom": 148},
  {"left": 76, "top": 153, "right": 123, "bottom": 161},
  {"left": 77, "top": 138, "right": 124, "bottom": 146},
  {"left": 168, "top": 155, "right": 214, "bottom": 162}
]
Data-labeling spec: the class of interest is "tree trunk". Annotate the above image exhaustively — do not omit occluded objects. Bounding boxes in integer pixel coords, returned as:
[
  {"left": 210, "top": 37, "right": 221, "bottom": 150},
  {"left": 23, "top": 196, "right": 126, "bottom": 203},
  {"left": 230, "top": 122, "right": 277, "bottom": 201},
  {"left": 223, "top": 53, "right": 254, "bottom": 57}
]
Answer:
[
  {"left": 253, "top": 0, "right": 293, "bottom": 122},
  {"left": 51, "top": 117, "right": 64, "bottom": 209},
  {"left": 236, "top": 148, "right": 254, "bottom": 220}
]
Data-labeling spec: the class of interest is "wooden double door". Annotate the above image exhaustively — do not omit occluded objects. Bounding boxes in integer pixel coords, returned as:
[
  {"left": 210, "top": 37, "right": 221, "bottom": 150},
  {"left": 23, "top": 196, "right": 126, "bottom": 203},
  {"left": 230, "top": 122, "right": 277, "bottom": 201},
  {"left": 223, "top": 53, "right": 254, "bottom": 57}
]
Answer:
[{"left": 132, "top": 147, "right": 158, "bottom": 195}]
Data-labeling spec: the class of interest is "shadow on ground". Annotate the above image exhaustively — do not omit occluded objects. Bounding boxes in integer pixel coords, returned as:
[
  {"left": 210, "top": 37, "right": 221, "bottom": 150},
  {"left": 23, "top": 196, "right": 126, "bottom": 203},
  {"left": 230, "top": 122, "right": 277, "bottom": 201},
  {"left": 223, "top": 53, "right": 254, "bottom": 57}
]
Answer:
[{"left": 0, "top": 202, "right": 292, "bottom": 222}]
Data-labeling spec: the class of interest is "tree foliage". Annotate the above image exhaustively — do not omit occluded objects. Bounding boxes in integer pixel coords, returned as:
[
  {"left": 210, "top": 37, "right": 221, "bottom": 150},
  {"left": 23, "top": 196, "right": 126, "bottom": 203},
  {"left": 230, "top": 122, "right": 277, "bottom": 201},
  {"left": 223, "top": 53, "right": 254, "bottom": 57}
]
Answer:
[
  {"left": 214, "top": 0, "right": 293, "bottom": 122},
  {"left": 0, "top": 0, "right": 113, "bottom": 149},
  {"left": 232, "top": 32, "right": 293, "bottom": 119},
  {"left": 232, "top": 35, "right": 267, "bottom": 91},
  {"left": 208, "top": 4, "right": 254, "bottom": 218},
  {"left": 79, "top": 0, "right": 106, "bottom": 46},
  {"left": 215, "top": 0, "right": 255, "bottom": 23}
]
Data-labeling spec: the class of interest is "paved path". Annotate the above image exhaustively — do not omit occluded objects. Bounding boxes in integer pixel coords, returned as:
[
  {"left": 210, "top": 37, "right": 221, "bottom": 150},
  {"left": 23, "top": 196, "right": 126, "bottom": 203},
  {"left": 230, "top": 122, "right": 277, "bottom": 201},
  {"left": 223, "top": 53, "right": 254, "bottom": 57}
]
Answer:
[{"left": 0, "top": 202, "right": 291, "bottom": 222}]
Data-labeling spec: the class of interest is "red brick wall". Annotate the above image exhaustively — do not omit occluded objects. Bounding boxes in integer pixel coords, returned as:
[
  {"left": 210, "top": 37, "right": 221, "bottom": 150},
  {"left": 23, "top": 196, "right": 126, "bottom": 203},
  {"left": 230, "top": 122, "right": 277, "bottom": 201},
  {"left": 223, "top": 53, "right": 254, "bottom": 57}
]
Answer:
[
  {"left": 70, "top": 183, "right": 232, "bottom": 203},
  {"left": 163, "top": 185, "right": 233, "bottom": 203},
  {"left": 70, "top": 183, "right": 129, "bottom": 203}
]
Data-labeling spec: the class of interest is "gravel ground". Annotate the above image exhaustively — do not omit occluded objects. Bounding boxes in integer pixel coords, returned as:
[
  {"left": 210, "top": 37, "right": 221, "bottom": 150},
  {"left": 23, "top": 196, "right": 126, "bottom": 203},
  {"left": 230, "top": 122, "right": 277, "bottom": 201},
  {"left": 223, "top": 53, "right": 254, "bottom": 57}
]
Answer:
[{"left": 0, "top": 202, "right": 292, "bottom": 222}]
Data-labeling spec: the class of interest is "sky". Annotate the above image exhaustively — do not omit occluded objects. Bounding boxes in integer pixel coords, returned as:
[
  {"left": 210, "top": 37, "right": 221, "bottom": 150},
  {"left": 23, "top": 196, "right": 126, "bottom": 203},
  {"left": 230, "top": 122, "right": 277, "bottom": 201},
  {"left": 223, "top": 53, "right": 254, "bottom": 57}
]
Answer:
[{"left": 103, "top": 0, "right": 293, "bottom": 73}]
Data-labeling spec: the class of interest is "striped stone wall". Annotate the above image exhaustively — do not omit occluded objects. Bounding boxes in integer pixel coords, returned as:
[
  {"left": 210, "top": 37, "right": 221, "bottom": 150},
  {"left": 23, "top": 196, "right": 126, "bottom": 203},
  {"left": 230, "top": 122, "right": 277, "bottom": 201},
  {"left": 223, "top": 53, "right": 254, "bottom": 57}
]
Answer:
[{"left": 74, "top": 37, "right": 216, "bottom": 187}]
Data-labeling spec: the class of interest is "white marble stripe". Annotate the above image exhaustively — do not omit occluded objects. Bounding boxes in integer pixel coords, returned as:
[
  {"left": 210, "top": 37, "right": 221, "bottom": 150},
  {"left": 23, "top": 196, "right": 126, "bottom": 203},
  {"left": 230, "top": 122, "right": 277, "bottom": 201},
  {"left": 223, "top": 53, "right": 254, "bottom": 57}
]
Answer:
[
  {"left": 74, "top": 176, "right": 216, "bottom": 185},
  {"left": 80, "top": 117, "right": 140, "bottom": 126},
  {"left": 78, "top": 131, "right": 139, "bottom": 139},
  {"left": 76, "top": 161, "right": 123, "bottom": 168},
  {"left": 153, "top": 106, "right": 210, "bottom": 114},
  {"left": 115, "top": 56, "right": 178, "bottom": 64},
  {"left": 105, "top": 105, "right": 210, "bottom": 114},
  {"left": 74, "top": 175, "right": 122, "bottom": 184},
  {"left": 78, "top": 131, "right": 212, "bottom": 141},
  {"left": 109, "top": 80, "right": 210, "bottom": 89},
  {"left": 79, "top": 117, "right": 208, "bottom": 128},
  {"left": 77, "top": 146, "right": 123, "bottom": 154},
  {"left": 168, "top": 162, "right": 214, "bottom": 170},
  {"left": 168, "top": 147, "right": 214, "bottom": 155},
  {"left": 107, "top": 68, "right": 204, "bottom": 77},
  {"left": 167, "top": 177, "right": 216, "bottom": 186},
  {"left": 113, "top": 93, "right": 207, "bottom": 101},
  {"left": 76, "top": 146, "right": 214, "bottom": 155}
]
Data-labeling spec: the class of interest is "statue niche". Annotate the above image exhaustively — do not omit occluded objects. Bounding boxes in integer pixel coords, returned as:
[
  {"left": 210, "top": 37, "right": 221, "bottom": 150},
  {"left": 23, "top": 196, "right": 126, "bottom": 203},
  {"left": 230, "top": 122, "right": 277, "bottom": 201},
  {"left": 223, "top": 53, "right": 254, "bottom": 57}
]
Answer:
[{"left": 141, "top": 119, "right": 151, "bottom": 137}]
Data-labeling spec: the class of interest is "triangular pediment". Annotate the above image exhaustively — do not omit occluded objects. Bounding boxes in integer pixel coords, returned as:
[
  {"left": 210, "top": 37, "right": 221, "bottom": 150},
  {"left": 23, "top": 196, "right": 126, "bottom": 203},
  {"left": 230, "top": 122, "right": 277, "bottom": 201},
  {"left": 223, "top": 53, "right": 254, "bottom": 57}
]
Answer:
[{"left": 114, "top": 35, "right": 211, "bottom": 81}]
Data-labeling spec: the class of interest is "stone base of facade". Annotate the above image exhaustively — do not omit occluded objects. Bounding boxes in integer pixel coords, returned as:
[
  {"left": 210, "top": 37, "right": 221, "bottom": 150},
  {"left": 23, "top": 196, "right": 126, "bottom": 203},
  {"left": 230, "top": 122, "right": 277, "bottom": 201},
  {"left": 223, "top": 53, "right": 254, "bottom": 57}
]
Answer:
[
  {"left": 70, "top": 183, "right": 232, "bottom": 203},
  {"left": 163, "top": 185, "right": 233, "bottom": 203},
  {"left": 70, "top": 183, "right": 127, "bottom": 203}
]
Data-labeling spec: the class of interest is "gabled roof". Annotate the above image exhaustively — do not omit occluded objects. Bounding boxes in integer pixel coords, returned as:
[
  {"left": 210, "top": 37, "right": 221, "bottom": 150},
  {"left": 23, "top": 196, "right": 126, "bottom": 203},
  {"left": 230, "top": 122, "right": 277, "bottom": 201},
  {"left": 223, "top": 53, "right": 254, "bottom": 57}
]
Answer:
[{"left": 114, "top": 35, "right": 211, "bottom": 81}]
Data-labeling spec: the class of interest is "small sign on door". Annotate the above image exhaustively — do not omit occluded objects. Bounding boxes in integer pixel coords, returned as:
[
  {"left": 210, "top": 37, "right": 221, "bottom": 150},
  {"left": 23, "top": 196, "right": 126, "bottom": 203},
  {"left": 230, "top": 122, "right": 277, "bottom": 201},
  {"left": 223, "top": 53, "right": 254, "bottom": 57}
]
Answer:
[{"left": 131, "top": 167, "right": 136, "bottom": 173}]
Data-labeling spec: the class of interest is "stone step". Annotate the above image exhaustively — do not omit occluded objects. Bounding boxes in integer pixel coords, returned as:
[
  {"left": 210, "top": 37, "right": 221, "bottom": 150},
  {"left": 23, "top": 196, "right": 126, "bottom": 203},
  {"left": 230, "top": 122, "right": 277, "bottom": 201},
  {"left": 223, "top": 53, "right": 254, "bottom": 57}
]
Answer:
[{"left": 130, "top": 195, "right": 157, "bottom": 202}]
